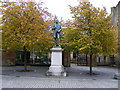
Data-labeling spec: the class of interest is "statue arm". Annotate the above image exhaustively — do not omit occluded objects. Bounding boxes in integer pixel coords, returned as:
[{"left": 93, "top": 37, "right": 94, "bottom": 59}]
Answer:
[
  {"left": 52, "top": 24, "right": 55, "bottom": 30},
  {"left": 58, "top": 24, "right": 62, "bottom": 32}
]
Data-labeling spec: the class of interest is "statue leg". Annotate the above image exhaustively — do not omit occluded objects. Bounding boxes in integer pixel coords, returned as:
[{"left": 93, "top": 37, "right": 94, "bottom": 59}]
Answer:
[
  {"left": 54, "top": 38, "right": 57, "bottom": 46},
  {"left": 53, "top": 31, "right": 57, "bottom": 47},
  {"left": 58, "top": 39, "right": 60, "bottom": 46},
  {"left": 57, "top": 33, "right": 60, "bottom": 47}
]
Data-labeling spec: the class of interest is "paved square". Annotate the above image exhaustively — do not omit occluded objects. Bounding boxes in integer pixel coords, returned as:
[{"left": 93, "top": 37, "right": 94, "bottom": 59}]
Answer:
[{"left": 1, "top": 66, "right": 119, "bottom": 88}]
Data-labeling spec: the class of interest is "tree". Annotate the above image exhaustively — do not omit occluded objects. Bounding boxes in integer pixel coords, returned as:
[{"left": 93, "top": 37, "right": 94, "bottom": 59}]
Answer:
[
  {"left": 62, "top": 2, "right": 118, "bottom": 75},
  {"left": 2, "top": 2, "right": 53, "bottom": 71}
]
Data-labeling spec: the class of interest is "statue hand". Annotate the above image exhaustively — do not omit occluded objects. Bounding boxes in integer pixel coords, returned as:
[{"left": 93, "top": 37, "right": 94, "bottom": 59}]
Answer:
[{"left": 57, "top": 30, "right": 61, "bottom": 33}]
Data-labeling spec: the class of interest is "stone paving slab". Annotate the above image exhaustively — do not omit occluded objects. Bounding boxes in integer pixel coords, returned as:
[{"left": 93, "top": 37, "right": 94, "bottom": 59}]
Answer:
[
  {"left": 1, "top": 66, "right": 119, "bottom": 88},
  {"left": 2, "top": 66, "right": 118, "bottom": 79},
  {"left": 1, "top": 75, "right": 118, "bottom": 88}
]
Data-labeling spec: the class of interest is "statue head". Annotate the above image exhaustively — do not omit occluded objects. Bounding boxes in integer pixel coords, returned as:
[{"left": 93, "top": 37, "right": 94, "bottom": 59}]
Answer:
[{"left": 55, "top": 19, "right": 59, "bottom": 24}]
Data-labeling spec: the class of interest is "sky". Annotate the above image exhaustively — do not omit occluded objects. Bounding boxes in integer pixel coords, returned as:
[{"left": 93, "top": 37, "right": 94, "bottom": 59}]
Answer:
[
  {"left": 39, "top": 0, "right": 120, "bottom": 20},
  {"left": 2, "top": 0, "right": 120, "bottom": 20}
]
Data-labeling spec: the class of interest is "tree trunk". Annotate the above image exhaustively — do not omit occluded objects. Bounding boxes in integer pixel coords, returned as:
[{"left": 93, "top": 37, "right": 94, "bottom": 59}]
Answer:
[
  {"left": 86, "top": 54, "right": 88, "bottom": 66},
  {"left": 110, "top": 55, "right": 115, "bottom": 66},
  {"left": 23, "top": 46, "right": 27, "bottom": 71},
  {"left": 90, "top": 53, "right": 93, "bottom": 75},
  {"left": 104, "top": 56, "right": 106, "bottom": 63},
  {"left": 99, "top": 56, "right": 100, "bottom": 63},
  {"left": 32, "top": 48, "right": 35, "bottom": 64}
]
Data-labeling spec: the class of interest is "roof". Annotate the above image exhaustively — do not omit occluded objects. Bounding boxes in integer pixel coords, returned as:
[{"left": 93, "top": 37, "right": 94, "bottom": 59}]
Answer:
[{"left": 116, "top": 1, "right": 120, "bottom": 7}]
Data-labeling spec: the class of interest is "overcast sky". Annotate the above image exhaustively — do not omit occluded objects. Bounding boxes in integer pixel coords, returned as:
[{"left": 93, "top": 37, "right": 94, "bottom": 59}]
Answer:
[
  {"left": 3, "top": 0, "right": 120, "bottom": 20},
  {"left": 39, "top": 0, "right": 119, "bottom": 20}
]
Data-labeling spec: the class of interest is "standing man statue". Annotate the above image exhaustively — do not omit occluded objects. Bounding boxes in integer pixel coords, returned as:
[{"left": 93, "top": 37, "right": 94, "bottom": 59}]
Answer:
[{"left": 52, "top": 19, "right": 62, "bottom": 47}]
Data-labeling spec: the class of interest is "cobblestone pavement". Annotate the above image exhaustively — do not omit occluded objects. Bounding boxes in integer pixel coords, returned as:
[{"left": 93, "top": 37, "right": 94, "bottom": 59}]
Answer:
[{"left": 1, "top": 66, "right": 119, "bottom": 88}]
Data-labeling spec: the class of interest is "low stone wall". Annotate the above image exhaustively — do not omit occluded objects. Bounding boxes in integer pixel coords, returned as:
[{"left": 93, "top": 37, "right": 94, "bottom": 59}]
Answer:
[
  {"left": 115, "top": 54, "right": 120, "bottom": 66},
  {"left": 0, "top": 51, "right": 2, "bottom": 66},
  {"left": 2, "top": 51, "right": 16, "bottom": 66}
]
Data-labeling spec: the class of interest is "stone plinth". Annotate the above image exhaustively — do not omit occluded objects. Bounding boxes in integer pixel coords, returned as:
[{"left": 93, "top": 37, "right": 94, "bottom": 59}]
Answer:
[
  {"left": 114, "top": 73, "right": 120, "bottom": 80},
  {"left": 46, "top": 47, "right": 66, "bottom": 77}
]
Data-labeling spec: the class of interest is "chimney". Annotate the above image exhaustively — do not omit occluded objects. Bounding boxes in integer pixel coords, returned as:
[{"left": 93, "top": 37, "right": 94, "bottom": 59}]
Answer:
[{"left": 80, "top": 0, "right": 89, "bottom": 3}]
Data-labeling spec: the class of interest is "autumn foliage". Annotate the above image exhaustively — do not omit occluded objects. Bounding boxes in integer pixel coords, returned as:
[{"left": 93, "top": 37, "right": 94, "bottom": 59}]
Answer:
[
  {"left": 2, "top": 2, "right": 53, "bottom": 52},
  {"left": 62, "top": 2, "right": 117, "bottom": 55}
]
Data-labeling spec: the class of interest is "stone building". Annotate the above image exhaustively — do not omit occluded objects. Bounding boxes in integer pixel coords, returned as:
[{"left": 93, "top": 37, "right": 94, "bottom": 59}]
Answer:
[{"left": 111, "top": 1, "right": 120, "bottom": 62}]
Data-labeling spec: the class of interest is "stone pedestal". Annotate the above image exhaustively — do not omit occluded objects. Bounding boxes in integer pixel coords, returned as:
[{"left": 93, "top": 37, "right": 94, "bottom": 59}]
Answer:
[
  {"left": 114, "top": 73, "right": 120, "bottom": 80},
  {"left": 46, "top": 47, "right": 67, "bottom": 77}
]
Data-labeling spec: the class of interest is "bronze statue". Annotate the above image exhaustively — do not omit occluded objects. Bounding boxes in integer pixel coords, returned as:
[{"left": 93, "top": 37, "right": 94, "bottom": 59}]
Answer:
[{"left": 52, "top": 19, "right": 62, "bottom": 47}]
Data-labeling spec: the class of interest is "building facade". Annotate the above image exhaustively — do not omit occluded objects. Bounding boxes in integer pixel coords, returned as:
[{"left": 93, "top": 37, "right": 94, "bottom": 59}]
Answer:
[{"left": 111, "top": 1, "right": 120, "bottom": 62}]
